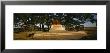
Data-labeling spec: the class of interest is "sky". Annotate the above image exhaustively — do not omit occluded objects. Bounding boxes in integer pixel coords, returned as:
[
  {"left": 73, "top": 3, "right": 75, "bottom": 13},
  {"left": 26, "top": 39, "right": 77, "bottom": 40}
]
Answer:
[
  {"left": 84, "top": 14, "right": 96, "bottom": 27},
  {"left": 84, "top": 22, "right": 96, "bottom": 27}
]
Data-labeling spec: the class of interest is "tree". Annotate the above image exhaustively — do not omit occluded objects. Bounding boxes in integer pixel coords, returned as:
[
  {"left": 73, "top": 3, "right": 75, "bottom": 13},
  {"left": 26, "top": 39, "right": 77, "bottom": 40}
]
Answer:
[{"left": 14, "top": 13, "right": 97, "bottom": 31}]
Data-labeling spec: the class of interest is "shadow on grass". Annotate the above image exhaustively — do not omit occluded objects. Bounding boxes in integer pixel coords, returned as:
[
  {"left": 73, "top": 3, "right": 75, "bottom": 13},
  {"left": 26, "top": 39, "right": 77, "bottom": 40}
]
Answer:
[{"left": 80, "top": 33, "right": 97, "bottom": 40}]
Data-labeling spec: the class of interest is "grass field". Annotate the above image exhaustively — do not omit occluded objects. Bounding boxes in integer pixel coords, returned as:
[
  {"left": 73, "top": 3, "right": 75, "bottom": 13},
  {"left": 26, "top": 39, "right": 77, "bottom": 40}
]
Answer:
[
  {"left": 80, "top": 27, "right": 97, "bottom": 40},
  {"left": 14, "top": 27, "right": 97, "bottom": 40}
]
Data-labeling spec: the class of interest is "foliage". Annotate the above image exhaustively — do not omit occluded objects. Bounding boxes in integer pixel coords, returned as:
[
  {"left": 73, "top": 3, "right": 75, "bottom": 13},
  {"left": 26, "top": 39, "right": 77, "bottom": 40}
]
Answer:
[{"left": 14, "top": 13, "right": 97, "bottom": 30}]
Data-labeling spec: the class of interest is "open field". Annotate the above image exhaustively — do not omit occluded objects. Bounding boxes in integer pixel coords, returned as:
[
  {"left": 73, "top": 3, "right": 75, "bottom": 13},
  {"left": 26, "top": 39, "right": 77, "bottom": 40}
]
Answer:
[
  {"left": 14, "top": 27, "right": 97, "bottom": 40},
  {"left": 80, "top": 27, "right": 97, "bottom": 40}
]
